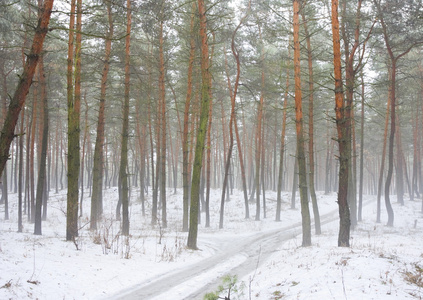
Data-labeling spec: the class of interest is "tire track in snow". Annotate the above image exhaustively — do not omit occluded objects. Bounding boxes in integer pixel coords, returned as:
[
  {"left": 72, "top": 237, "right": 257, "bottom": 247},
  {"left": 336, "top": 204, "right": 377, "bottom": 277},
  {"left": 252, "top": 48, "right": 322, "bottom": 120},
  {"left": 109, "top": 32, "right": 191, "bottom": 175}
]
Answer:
[{"left": 108, "top": 200, "right": 370, "bottom": 299}]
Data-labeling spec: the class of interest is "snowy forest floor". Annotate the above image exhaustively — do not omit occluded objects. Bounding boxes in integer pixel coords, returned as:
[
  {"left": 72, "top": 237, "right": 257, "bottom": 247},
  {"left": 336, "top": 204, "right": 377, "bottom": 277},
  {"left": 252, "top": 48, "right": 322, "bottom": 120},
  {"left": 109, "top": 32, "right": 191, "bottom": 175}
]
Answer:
[{"left": 1, "top": 187, "right": 423, "bottom": 299}]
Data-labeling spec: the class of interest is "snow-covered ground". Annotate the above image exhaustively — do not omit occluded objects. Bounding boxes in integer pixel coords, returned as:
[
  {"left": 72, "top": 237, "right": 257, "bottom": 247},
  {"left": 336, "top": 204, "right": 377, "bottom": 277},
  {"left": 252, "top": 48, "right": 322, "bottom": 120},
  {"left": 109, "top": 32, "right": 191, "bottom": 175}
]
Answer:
[{"left": 0, "top": 187, "right": 422, "bottom": 299}]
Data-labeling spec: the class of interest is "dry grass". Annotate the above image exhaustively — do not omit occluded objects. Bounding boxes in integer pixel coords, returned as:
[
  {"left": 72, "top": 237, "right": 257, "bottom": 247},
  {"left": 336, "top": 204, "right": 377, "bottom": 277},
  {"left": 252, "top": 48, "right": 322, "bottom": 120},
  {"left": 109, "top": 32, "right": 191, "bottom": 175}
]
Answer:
[{"left": 404, "top": 264, "right": 423, "bottom": 287}]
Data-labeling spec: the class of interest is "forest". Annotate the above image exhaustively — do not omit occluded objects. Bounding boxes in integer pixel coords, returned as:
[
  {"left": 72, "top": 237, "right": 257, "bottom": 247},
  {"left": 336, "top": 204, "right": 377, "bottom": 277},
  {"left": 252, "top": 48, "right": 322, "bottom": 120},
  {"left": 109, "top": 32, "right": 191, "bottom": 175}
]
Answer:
[{"left": 1, "top": 1, "right": 423, "bottom": 297}]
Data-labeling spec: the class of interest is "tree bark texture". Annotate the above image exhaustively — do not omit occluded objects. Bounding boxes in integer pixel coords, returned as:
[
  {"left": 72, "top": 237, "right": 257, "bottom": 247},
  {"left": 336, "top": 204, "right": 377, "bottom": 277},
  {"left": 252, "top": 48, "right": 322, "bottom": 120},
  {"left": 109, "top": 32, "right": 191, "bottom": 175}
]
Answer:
[
  {"left": 293, "top": 0, "right": 311, "bottom": 247},
  {"left": 90, "top": 0, "right": 113, "bottom": 230},
  {"left": 182, "top": 2, "right": 196, "bottom": 232},
  {"left": 66, "top": 0, "right": 81, "bottom": 241},
  {"left": 331, "top": 0, "right": 351, "bottom": 247},
  {"left": 119, "top": 0, "right": 132, "bottom": 236},
  {"left": 187, "top": 0, "right": 211, "bottom": 250}
]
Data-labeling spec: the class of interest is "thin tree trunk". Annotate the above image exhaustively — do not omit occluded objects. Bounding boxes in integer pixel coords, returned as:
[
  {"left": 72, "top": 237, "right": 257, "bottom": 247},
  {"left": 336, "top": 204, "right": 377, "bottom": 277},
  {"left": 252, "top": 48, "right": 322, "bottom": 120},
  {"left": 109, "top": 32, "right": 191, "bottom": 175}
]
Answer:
[
  {"left": 18, "top": 110, "right": 24, "bottom": 232},
  {"left": 384, "top": 61, "right": 396, "bottom": 227},
  {"left": 205, "top": 32, "right": 215, "bottom": 228},
  {"left": 79, "top": 93, "right": 88, "bottom": 217},
  {"left": 395, "top": 114, "right": 404, "bottom": 205},
  {"left": 291, "top": 156, "right": 298, "bottom": 209},
  {"left": 158, "top": 18, "right": 167, "bottom": 229},
  {"left": 261, "top": 120, "right": 266, "bottom": 219},
  {"left": 411, "top": 110, "right": 419, "bottom": 201},
  {"left": 276, "top": 36, "right": 291, "bottom": 221},
  {"left": 376, "top": 88, "right": 390, "bottom": 223},
  {"left": 301, "top": 9, "right": 321, "bottom": 234},
  {"left": 34, "top": 56, "right": 48, "bottom": 236},
  {"left": 255, "top": 25, "right": 265, "bottom": 222},
  {"left": 119, "top": 0, "right": 131, "bottom": 236},
  {"left": 358, "top": 71, "right": 365, "bottom": 221},
  {"left": 226, "top": 1, "right": 251, "bottom": 220}
]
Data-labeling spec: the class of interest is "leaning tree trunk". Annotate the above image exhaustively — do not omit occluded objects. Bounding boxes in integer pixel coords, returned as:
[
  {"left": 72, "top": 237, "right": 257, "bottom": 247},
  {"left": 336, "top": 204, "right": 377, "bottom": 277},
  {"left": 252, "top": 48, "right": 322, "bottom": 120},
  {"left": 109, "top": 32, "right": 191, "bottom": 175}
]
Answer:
[{"left": 0, "top": 0, "right": 54, "bottom": 177}]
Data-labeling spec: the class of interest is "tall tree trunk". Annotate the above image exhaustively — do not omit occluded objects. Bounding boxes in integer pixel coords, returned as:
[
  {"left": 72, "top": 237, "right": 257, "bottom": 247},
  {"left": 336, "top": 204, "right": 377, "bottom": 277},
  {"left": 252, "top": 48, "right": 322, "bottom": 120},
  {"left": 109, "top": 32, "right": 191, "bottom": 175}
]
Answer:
[
  {"left": 29, "top": 83, "right": 38, "bottom": 223},
  {"left": 301, "top": 8, "right": 321, "bottom": 234},
  {"left": 331, "top": 0, "right": 350, "bottom": 247},
  {"left": 79, "top": 93, "right": 88, "bottom": 217},
  {"left": 384, "top": 60, "right": 396, "bottom": 227},
  {"left": 204, "top": 32, "right": 215, "bottom": 228},
  {"left": 0, "top": 55, "right": 11, "bottom": 220},
  {"left": 187, "top": 0, "right": 211, "bottom": 250},
  {"left": 119, "top": 0, "right": 131, "bottom": 236},
  {"left": 376, "top": 88, "right": 390, "bottom": 223},
  {"left": 261, "top": 120, "right": 266, "bottom": 218},
  {"left": 276, "top": 36, "right": 291, "bottom": 221},
  {"left": 158, "top": 18, "right": 167, "bottom": 229},
  {"left": 293, "top": 0, "right": 311, "bottom": 247},
  {"left": 18, "top": 110, "right": 24, "bottom": 232},
  {"left": 66, "top": 0, "right": 81, "bottom": 242},
  {"left": 90, "top": 0, "right": 112, "bottom": 230},
  {"left": 255, "top": 25, "right": 265, "bottom": 222},
  {"left": 411, "top": 110, "right": 419, "bottom": 201},
  {"left": 181, "top": 8, "right": 195, "bottom": 230},
  {"left": 34, "top": 56, "right": 48, "bottom": 236},
  {"left": 358, "top": 71, "right": 365, "bottom": 221},
  {"left": 205, "top": 87, "right": 213, "bottom": 228}
]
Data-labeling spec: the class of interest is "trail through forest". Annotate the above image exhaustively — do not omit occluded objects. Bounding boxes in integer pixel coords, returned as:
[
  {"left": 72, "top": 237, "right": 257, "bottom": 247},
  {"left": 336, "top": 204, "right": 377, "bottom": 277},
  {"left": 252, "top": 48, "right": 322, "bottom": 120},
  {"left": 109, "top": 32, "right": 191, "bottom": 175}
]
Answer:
[{"left": 111, "top": 204, "right": 358, "bottom": 299}]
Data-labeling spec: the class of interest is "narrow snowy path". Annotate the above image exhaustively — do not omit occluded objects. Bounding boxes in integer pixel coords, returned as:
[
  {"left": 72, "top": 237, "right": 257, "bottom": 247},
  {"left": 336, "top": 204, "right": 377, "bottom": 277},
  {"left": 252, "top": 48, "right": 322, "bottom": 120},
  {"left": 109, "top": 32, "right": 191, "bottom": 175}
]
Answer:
[{"left": 108, "top": 206, "right": 342, "bottom": 300}]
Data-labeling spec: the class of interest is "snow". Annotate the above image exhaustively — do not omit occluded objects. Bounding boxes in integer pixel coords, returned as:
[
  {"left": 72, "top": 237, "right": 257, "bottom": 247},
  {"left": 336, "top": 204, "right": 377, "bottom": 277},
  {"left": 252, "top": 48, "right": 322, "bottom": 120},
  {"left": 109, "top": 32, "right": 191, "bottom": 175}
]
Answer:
[{"left": 1, "top": 187, "right": 423, "bottom": 299}]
